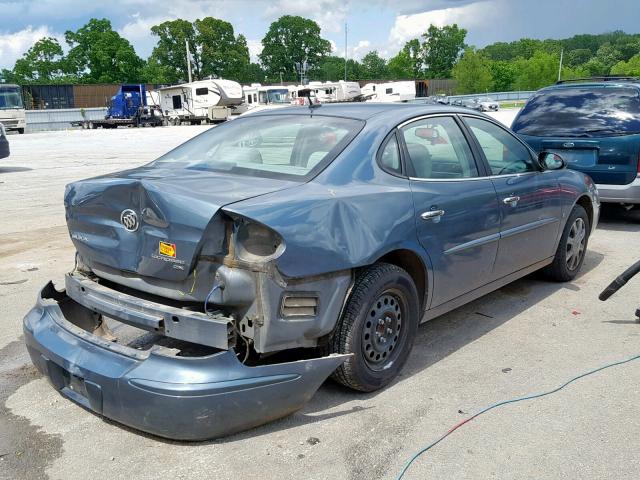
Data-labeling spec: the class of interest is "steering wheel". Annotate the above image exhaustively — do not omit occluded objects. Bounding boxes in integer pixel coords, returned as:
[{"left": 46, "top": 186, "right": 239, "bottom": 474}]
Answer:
[{"left": 497, "top": 160, "right": 526, "bottom": 175}]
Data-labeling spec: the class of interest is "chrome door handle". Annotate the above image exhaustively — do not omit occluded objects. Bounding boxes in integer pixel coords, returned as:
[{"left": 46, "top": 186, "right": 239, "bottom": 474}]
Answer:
[
  {"left": 503, "top": 196, "right": 520, "bottom": 206},
  {"left": 421, "top": 209, "right": 445, "bottom": 220}
]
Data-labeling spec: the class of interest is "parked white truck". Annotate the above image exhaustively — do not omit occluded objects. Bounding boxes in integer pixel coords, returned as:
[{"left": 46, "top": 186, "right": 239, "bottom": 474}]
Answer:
[
  {"left": 0, "top": 84, "right": 26, "bottom": 134},
  {"left": 158, "top": 79, "right": 243, "bottom": 125}
]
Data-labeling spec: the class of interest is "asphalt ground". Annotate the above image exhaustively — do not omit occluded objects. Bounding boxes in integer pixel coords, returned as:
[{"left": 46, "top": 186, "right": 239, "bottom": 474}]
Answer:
[{"left": 1, "top": 112, "right": 639, "bottom": 479}]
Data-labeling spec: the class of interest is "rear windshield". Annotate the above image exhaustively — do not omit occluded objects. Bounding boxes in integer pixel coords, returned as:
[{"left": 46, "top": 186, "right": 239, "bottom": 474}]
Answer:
[
  {"left": 151, "top": 114, "right": 364, "bottom": 180},
  {"left": 512, "top": 86, "right": 640, "bottom": 137}
]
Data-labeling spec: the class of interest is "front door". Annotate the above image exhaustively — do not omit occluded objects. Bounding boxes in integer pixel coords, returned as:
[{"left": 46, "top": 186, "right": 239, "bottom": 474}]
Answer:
[
  {"left": 400, "top": 115, "right": 501, "bottom": 308},
  {"left": 462, "top": 116, "right": 563, "bottom": 278}
]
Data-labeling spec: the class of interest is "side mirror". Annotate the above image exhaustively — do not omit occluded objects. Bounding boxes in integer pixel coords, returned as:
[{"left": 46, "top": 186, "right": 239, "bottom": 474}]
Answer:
[{"left": 539, "top": 151, "right": 565, "bottom": 170}]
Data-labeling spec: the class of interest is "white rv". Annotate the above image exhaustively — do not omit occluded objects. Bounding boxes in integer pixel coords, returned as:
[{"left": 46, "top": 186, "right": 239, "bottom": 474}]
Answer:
[
  {"left": 291, "top": 81, "right": 362, "bottom": 103},
  {"left": 362, "top": 81, "right": 416, "bottom": 103},
  {"left": 0, "top": 84, "right": 26, "bottom": 134},
  {"left": 158, "top": 79, "right": 243, "bottom": 124},
  {"left": 238, "top": 84, "right": 291, "bottom": 115}
]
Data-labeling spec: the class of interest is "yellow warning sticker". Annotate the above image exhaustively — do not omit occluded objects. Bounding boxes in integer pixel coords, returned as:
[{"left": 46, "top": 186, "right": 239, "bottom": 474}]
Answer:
[{"left": 159, "top": 241, "right": 176, "bottom": 258}]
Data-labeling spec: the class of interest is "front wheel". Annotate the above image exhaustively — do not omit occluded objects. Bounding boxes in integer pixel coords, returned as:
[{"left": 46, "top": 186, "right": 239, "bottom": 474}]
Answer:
[
  {"left": 543, "top": 204, "right": 590, "bottom": 281},
  {"left": 329, "top": 263, "right": 419, "bottom": 392}
]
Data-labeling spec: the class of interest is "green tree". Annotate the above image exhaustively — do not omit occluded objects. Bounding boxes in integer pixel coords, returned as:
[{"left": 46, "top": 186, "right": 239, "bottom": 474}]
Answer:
[
  {"left": 360, "top": 50, "right": 388, "bottom": 79},
  {"left": 259, "top": 15, "right": 331, "bottom": 82},
  {"left": 422, "top": 24, "right": 467, "bottom": 78},
  {"left": 488, "top": 60, "right": 517, "bottom": 91},
  {"left": 611, "top": 54, "right": 640, "bottom": 76},
  {"left": 565, "top": 49, "right": 592, "bottom": 67},
  {"left": 196, "top": 18, "right": 250, "bottom": 80},
  {"left": 513, "top": 51, "right": 560, "bottom": 90},
  {"left": 312, "top": 56, "right": 361, "bottom": 81},
  {"left": 452, "top": 48, "right": 493, "bottom": 94},
  {"left": 65, "top": 18, "right": 144, "bottom": 83},
  {"left": 148, "top": 19, "right": 199, "bottom": 83},
  {"left": 12, "top": 37, "right": 69, "bottom": 83},
  {"left": 388, "top": 39, "right": 423, "bottom": 78}
]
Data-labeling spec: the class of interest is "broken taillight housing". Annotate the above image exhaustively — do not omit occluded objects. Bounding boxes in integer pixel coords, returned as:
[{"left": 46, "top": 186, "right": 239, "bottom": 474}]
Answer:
[{"left": 233, "top": 218, "right": 284, "bottom": 263}]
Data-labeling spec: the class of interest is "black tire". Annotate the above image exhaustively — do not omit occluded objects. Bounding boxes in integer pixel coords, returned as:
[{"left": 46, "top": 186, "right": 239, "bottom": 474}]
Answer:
[
  {"left": 17, "top": 128, "right": 25, "bottom": 134},
  {"left": 543, "top": 204, "right": 590, "bottom": 281},
  {"left": 329, "top": 263, "right": 419, "bottom": 392}
]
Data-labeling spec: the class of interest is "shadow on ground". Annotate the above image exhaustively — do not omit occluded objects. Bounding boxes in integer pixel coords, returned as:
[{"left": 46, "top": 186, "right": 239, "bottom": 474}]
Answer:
[
  {"left": 0, "top": 166, "right": 33, "bottom": 174},
  {"left": 597, "top": 204, "right": 640, "bottom": 232}
]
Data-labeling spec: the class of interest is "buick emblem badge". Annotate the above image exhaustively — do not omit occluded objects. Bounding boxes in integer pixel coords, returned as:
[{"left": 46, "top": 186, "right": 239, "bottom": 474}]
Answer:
[{"left": 120, "top": 209, "right": 139, "bottom": 232}]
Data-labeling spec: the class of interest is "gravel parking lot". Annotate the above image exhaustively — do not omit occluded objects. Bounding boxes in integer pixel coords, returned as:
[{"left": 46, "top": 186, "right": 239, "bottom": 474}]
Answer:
[{"left": 2, "top": 112, "right": 639, "bottom": 480}]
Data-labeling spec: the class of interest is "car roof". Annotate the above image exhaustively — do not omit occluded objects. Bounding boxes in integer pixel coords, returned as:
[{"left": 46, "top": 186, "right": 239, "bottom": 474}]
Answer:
[
  {"left": 539, "top": 80, "right": 640, "bottom": 92},
  {"left": 248, "top": 102, "right": 484, "bottom": 121}
]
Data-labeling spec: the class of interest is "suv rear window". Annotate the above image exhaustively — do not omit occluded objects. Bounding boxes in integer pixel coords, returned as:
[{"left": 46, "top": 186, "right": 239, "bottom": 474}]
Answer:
[{"left": 512, "top": 86, "right": 640, "bottom": 137}]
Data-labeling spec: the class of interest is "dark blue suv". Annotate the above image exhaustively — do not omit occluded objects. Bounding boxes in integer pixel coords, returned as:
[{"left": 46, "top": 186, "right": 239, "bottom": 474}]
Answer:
[{"left": 513, "top": 78, "right": 640, "bottom": 205}]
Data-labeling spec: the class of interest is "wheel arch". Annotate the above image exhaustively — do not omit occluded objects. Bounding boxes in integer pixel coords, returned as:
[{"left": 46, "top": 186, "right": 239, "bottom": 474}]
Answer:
[
  {"left": 375, "top": 248, "right": 429, "bottom": 312},
  {"left": 575, "top": 194, "right": 594, "bottom": 231}
]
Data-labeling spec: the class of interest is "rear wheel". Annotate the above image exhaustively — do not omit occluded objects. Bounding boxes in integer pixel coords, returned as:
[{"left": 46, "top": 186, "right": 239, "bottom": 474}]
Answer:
[
  {"left": 543, "top": 204, "right": 590, "bottom": 281},
  {"left": 329, "top": 263, "right": 419, "bottom": 392}
]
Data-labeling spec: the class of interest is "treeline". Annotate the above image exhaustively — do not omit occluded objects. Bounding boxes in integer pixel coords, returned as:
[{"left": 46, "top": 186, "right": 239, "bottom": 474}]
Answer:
[
  {"left": 454, "top": 31, "right": 640, "bottom": 93},
  {"left": 1, "top": 15, "right": 639, "bottom": 95}
]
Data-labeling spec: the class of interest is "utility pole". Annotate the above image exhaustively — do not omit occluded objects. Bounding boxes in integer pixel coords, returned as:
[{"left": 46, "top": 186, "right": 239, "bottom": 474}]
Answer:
[
  {"left": 558, "top": 48, "right": 564, "bottom": 82},
  {"left": 185, "top": 39, "right": 193, "bottom": 83},
  {"left": 344, "top": 22, "right": 348, "bottom": 81}
]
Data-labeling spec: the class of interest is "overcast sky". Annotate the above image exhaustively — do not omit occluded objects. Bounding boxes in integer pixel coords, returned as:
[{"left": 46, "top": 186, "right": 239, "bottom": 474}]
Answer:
[{"left": 1, "top": 0, "right": 639, "bottom": 69}]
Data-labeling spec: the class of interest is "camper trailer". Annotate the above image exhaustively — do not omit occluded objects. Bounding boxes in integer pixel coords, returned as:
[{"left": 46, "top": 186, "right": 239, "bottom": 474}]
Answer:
[
  {"left": 362, "top": 81, "right": 416, "bottom": 102},
  {"left": 291, "top": 81, "right": 362, "bottom": 103},
  {"left": 238, "top": 84, "right": 291, "bottom": 115},
  {"left": 158, "top": 79, "right": 243, "bottom": 125}
]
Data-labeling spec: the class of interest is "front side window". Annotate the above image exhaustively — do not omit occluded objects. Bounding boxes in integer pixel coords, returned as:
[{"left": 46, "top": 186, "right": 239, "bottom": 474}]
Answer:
[
  {"left": 401, "top": 116, "right": 478, "bottom": 179},
  {"left": 152, "top": 115, "right": 364, "bottom": 180},
  {"left": 512, "top": 86, "right": 640, "bottom": 137},
  {"left": 195, "top": 87, "right": 208, "bottom": 96},
  {"left": 465, "top": 117, "right": 537, "bottom": 175},
  {"left": 267, "top": 89, "right": 290, "bottom": 104}
]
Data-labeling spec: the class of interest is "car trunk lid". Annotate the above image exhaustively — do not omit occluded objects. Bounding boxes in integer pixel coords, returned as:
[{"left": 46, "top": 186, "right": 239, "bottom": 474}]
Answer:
[{"left": 65, "top": 167, "right": 298, "bottom": 282}]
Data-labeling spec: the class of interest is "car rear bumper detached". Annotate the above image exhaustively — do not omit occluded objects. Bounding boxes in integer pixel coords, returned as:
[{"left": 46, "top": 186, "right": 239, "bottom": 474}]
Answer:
[
  {"left": 596, "top": 177, "right": 640, "bottom": 204},
  {"left": 23, "top": 281, "right": 348, "bottom": 440}
]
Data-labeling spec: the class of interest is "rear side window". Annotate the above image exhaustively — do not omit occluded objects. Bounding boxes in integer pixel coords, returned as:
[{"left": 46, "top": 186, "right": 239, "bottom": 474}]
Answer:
[
  {"left": 401, "top": 116, "right": 478, "bottom": 179},
  {"left": 379, "top": 134, "right": 401, "bottom": 174},
  {"left": 513, "top": 86, "right": 640, "bottom": 137}
]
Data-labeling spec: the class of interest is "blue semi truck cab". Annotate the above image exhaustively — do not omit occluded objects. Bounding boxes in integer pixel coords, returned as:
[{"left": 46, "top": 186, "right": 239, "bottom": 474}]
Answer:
[{"left": 85, "top": 84, "right": 164, "bottom": 129}]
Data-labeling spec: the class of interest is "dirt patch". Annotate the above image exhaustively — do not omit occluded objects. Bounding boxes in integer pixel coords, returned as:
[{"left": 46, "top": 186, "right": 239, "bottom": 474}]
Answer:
[
  {"left": 0, "top": 338, "right": 63, "bottom": 480},
  {"left": 0, "top": 225, "right": 70, "bottom": 260}
]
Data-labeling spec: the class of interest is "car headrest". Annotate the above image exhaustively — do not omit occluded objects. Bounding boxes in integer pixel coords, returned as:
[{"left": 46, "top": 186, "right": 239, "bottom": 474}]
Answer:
[{"left": 406, "top": 142, "right": 432, "bottom": 178}]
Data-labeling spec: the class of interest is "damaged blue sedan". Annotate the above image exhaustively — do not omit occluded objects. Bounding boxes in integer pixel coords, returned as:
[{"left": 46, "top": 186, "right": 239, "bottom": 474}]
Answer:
[{"left": 24, "top": 103, "right": 599, "bottom": 440}]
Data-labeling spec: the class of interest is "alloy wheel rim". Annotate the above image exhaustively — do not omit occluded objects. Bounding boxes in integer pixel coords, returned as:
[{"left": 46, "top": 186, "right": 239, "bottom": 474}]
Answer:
[
  {"left": 362, "top": 291, "right": 404, "bottom": 371},
  {"left": 566, "top": 217, "right": 586, "bottom": 271}
]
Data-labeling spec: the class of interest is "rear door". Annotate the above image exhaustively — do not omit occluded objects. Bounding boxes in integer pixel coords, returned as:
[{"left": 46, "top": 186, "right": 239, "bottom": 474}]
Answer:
[
  {"left": 462, "top": 116, "right": 563, "bottom": 278},
  {"left": 399, "top": 115, "right": 501, "bottom": 308}
]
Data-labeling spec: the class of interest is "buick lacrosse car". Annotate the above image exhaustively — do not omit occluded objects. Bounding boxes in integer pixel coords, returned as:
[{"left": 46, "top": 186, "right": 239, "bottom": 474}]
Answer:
[{"left": 24, "top": 103, "right": 599, "bottom": 440}]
